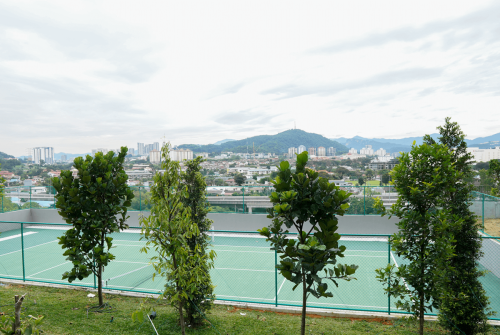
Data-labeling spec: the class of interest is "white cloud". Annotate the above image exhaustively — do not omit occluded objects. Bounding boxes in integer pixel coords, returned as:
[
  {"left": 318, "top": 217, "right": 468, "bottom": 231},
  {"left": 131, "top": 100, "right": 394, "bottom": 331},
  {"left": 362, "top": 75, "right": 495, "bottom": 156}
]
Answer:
[{"left": 0, "top": 0, "right": 499, "bottom": 156}]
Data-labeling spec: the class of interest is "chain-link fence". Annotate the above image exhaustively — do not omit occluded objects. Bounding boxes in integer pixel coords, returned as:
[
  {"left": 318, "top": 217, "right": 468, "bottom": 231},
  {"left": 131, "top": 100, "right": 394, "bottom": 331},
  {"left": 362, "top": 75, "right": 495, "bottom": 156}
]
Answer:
[
  {"left": 0, "top": 186, "right": 57, "bottom": 213},
  {"left": 0, "top": 221, "right": 498, "bottom": 320}
]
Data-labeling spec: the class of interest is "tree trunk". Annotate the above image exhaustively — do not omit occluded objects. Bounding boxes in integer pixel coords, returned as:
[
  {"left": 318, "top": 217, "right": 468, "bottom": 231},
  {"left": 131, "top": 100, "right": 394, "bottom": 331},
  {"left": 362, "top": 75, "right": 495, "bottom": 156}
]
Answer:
[
  {"left": 179, "top": 298, "right": 186, "bottom": 335},
  {"left": 301, "top": 271, "right": 307, "bottom": 335},
  {"left": 419, "top": 295, "right": 424, "bottom": 335},
  {"left": 13, "top": 294, "right": 26, "bottom": 335},
  {"left": 98, "top": 264, "right": 103, "bottom": 306}
]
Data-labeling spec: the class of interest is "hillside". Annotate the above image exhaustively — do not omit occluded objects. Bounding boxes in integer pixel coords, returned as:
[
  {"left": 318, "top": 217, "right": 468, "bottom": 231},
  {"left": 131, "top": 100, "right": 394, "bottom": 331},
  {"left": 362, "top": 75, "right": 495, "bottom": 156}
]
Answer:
[
  {"left": 0, "top": 151, "right": 14, "bottom": 159},
  {"left": 178, "top": 129, "right": 348, "bottom": 154}
]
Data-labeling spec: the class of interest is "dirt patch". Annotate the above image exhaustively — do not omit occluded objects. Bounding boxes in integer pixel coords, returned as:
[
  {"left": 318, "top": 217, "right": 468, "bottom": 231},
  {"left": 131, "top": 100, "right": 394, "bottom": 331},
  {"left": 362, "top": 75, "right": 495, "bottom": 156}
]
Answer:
[
  {"left": 481, "top": 218, "right": 500, "bottom": 236},
  {"left": 226, "top": 306, "right": 393, "bottom": 325}
]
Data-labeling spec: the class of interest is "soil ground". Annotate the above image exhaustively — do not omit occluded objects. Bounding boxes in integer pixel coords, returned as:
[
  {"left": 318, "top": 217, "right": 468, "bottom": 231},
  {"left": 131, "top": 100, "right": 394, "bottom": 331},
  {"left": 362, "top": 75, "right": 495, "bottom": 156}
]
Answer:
[{"left": 481, "top": 218, "right": 500, "bottom": 236}]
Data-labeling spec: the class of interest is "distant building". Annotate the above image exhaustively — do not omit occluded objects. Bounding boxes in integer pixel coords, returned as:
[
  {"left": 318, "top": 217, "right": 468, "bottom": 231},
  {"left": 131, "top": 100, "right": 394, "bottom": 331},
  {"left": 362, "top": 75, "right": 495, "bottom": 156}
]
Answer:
[
  {"left": 170, "top": 149, "right": 193, "bottom": 162},
  {"left": 467, "top": 147, "right": 500, "bottom": 162},
  {"left": 360, "top": 145, "right": 374, "bottom": 155},
  {"left": 149, "top": 150, "right": 161, "bottom": 164},
  {"left": 308, "top": 147, "right": 317, "bottom": 156},
  {"left": 60, "top": 154, "right": 67, "bottom": 162},
  {"left": 288, "top": 147, "right": 298, "bottom": 157},
  {"left": 375, "top": 148, "right": 387, "bottom": 156},
  {"left": 32, "top": 147, "right": 54, "bottom": 164},
  {"left": 128, "top": 148, "right": 135, "bottom": 156},
  {"left": 196, "top": 152, "right": 209, "bottom": 158},
  {"left": 368, "top": 158, "right": 399, "bottom": 170},
  {"left": 349, "top": 148, "right": 357, "bottom": 154},
  {"left": 91, "top": 148, "right": 108, "bottom": 156},
  {"left": 317, "top": 147, "right": 326, "bottom": 156},
  {"left": 327, "top": 147, "right": 336, "bottom": 156},
  {"left": 137, "top": 143, "right": 145, "bottom": 155},
  {"left": 298, "top": 145, "right": 306, "bottom": 154}
]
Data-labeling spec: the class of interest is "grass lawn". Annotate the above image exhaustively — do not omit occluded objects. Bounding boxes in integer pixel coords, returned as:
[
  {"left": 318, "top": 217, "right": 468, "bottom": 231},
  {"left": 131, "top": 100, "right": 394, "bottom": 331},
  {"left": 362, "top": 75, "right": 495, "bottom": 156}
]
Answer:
[
  {"left": 348, "top": 180, "right": 383, "bottom": 186},
  {"left": 2, "top": 283, "right": 496, "bottom": 334}
]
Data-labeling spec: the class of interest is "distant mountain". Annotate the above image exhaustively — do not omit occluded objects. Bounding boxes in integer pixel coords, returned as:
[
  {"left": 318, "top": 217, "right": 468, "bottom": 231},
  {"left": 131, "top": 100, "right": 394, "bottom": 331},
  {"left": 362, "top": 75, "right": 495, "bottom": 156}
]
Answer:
[
  {"left": 178, "top": 129, "right": 348, "bottom": 154},
  {"left": 213, "top": 139, "right": 235, "bottom": 145},
  {"left": 332, "top": 131, "right": 500, "bottom": 153},
  {"left": 0, "top": 151, "right": 14, "bottom": 159}
]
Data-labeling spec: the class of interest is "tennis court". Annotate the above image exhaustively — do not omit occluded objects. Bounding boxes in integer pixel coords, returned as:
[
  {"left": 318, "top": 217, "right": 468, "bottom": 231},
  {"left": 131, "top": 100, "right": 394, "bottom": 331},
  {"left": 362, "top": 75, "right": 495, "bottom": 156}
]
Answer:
[{"left": 0, "top": 224, "right": 499, "bottom": 318}]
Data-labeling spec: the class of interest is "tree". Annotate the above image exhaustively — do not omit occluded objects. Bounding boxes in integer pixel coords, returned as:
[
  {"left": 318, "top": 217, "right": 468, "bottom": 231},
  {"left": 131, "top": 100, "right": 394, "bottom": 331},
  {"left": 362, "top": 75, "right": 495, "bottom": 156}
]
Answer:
[
  {"left": 139, "top": 144, "right": 215, "bottom": 335},
  {"left": 214, "top": 178, "right": 224, "bottom": 186},
  {"left": 181, "top": 157, "right": 215, "bottom": 325},
  {"left": 365, "top": 169, "right": 374, "bottom": 180},
  {"left": 422, "top": 117, "right": 491, "bottom": 334},
  {"left": 357, "top": 177, "right": 365, "bottom": 186},
  {"left": 381, "top": 173, "right": 390, "bottom": 185},
  {"left": 0, "top": 163, "right": 5, "bottom": 198},
  {"left": 258, "top": 152, "right": 358, "bottom": 335},
  {"left": 374, "top": 141, "right": 460, "bottom": 335},
  {"left": 488, "top": 159, "right": 500, "bottom": 197},
  {"left": 335, "top": 167, "right": 349, "bottom": 178},
  {"left": 234, "top": 173, "right": 246, "bottom": 186},
  {"left": 474, "top": 161, "right": 490, "bottom": 170},
  {"left": 53, "top": 147, "right": 134, "bottom": 306}
]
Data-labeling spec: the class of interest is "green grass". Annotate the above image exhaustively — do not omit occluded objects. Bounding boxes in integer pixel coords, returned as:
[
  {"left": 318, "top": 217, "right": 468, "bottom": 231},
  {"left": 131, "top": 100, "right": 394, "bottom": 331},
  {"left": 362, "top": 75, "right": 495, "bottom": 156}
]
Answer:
[
  {"left": 349, "top": 180, "right": 383, "bottom": 186},
  {"left": 2, "top": 283, "right": 496, "bottom": 334}
]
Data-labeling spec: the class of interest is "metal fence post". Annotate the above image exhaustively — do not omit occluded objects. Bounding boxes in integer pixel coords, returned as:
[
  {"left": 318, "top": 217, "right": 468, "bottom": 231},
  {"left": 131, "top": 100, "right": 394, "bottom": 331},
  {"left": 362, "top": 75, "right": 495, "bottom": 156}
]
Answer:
[
  {"left": 482, "top": 194, "right": 485, "bottom": 232},
  {"left": 139, "top": 187, "right": 142, "bottom": 212},
  {"left": 21, "top": 223, "right": 26, "bottom": 282},
  {"left": 242, "top": 187, "right": 245, "bottom": 213},
  {"left": 275, "top": 246, "right": 278, "bottom": 307},
  {"left": 30, "top": 186, "right": 32, "bottom": 209},
  {"left": 363, "top": 186, "right": 366, "bottom": 215},
  {"left": 388, "top": 237, "right": 391, "bottom": 315}
]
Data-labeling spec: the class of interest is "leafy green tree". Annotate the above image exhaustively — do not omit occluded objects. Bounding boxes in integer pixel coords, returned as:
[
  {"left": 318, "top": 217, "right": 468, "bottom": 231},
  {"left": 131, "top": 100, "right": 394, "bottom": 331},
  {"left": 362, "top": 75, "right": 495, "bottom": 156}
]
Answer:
[
  {"left": 474, "top": 161, "right": 490, "bottom": 170},
  {"left": 335, "top": 167, "right": 349, "bottom": 178},
  {"left": 21, "top": 202, "right": 43, "bottom": 209},
  {"left": 181, "top": 157, "right": 215, "bottom": 325},
  {"left": 381, "top": 173, "right": 390, "bottom": 185},
  {"left": 234, "top": 173, "right": 246, "bottom": 186},
  {"left": 365, "top": 169, "right": 374, "bottom": 180},
  {"left": 259, "top": 152, "right": 358, "bottom": 335},
  {"left": 214, "top": 178, "right": 224, "bottom": 186},
  {"left": 347, "top": 196, "right": 375, "bottom": 215},
  {"left": 423, "top": 118, "right": 491, "bottom": 334},
  {"left": 53, "top": 147, "right": 134, "bottom": 306},
  {"left": 357, "top": 177, "right": 365, "bottom": 186},
  {"left": 139, "top": 144, "right": 215, "bottom": 335},
  {"left": 488, "top": 159, "right": 500, "bottom": 197},
  {"left": 374, "top": 141, "right": 460, "bottom": 335}
]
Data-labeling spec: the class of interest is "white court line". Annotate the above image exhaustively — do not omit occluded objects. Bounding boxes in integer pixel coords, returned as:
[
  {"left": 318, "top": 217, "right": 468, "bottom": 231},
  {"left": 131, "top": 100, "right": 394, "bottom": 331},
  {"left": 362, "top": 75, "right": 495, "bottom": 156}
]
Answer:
[
  {"left": 0, "top": 232, "right": 37, "bottom": 242},
  {"left": 0, "top": 240, "right": 58, "bottom": 257},
  {"left": 28, "top": 262, "right": 70, "bottom": 278},
  {"left": 213, "top": 250, "right": 274, "bottom": 254},
  {"left": 391, "top": 251, "right": 411, "bottom": 291},
  {"left": 213, "top": 267, "right": 274, "bottom": 273},
  {"left": 26, "top": 226, "right": 69, "bottom": 230},
  {"left": 277, "top": 277, "right": 287, "bottom": 295},
  {"left": 212, "top": 245, "right": 271, "bottom": 249},
  {"left": 114, "top": 261, "right": 149, "bottom": 265}
]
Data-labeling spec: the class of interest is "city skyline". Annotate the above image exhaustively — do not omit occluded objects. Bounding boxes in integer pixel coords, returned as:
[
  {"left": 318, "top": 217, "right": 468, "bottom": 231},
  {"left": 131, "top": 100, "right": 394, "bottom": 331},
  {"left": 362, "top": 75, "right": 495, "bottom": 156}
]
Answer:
[{"left": 1, "top": 1, "right": 500, "bottom": 156}]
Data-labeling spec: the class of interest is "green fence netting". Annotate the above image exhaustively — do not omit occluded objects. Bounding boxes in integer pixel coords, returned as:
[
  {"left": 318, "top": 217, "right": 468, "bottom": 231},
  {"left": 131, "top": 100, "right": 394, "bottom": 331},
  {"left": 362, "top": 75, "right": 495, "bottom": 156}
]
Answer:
[{"left": 0, "top": 221, "right": 499, "bottom": 320}]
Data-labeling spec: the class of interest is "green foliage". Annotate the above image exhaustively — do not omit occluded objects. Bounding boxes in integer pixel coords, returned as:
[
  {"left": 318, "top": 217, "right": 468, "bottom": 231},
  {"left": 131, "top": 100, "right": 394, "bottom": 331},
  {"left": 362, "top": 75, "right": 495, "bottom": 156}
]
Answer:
[
  {"left": 488, "top": 159, "right": 500, "bottom": 197},
  {"left": 52, "top": 147, "right": 134, "bottom": 306},
  {"left": 474, "top": 161, "right": 490, "bottom": 170},
  {"left": 346, "top": 196, "right": 376, "bottom": 215},
  {"left": 357, "top": 177, "right": 365, "bottom": 186},
  {"left": 0, "top": 158, "right": 23, "bottom": 172},
  {"left": 0, "top": 151, "right": 14, "bottom": 159},
  {"left": 374, "top": 140, "right": 460, "bottom": 335},
  {"left": 258, "top": 152, "right": 358, "bottom": 335},
  {"left": 139, "top": 144, "right": 215, "bottom": 335},
  {"left": 0, "top": 314, "right": 44, "bottom": 335},
  {"left": 381, "top": 173, "right": 390, "bottom": 185},
  {"left": 234, "top": 173, "right": 246, "bottom": 186},
  {"left": 424, "top": 118, "right": 492, "bottom": 334},
  {"left": 178, "top": 129, "right": 348, "bottom": 154},
  {"left": 181, "top": 157, "right": 215, "bottom": 325},
  {"left": 0, "top": 163, "right": 5, "bottom": 197},
  {"left": 1, "top": 196, "right": 20, "bottom": 212},
  {"left": 21, "top": 202, "right": 43, "bottom": 209}
]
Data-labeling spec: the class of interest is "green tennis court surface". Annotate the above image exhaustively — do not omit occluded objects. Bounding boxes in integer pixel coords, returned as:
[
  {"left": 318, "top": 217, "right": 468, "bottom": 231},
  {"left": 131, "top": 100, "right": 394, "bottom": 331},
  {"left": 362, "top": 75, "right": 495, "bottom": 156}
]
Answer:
[{"left": 1, "top": 226, "right": 499, "bottom": 318}]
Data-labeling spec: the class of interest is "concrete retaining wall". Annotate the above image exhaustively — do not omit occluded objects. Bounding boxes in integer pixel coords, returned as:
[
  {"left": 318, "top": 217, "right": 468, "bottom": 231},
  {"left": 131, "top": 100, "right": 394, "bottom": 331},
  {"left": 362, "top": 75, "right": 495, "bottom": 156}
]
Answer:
[
  {"left": 0, "top": 209, "right": 31, "bottom": 232},
  {"left": 1, "top": 209, "right": 400, "bottom": 235}
]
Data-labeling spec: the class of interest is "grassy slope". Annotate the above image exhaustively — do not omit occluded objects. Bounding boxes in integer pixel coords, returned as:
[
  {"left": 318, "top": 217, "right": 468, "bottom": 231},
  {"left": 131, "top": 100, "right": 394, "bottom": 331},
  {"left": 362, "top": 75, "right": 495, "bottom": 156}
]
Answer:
[{"left": 0, "top": 284, "right": 467, "bottom": 335}]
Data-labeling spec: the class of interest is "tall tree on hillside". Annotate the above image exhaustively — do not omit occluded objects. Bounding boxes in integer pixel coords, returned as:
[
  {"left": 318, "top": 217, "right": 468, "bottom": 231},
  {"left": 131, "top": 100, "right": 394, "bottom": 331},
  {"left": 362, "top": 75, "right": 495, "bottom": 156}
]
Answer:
[
  {"left": 181, "top": 157, "right": 215, "bottom": 325},
  {"left": 53, "top": 148, "right": 134, "bottom": 306},
  {"left": 259, "top": 152, "right": 357, "bottom": 335},
  {"left": 375, "top": 141, "right": 459, "bottom": 335},
  {"left": 0, "top": 163, "right": 5, "bottom": 213},
  {"left": 423, "top": 118, "right": 491, "bottom": 334}
]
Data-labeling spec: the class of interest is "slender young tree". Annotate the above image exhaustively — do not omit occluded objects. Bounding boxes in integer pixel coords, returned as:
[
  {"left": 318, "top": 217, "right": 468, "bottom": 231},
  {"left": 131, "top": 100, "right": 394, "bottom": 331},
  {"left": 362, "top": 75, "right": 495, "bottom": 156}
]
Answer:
[
  {"left": 375, "top": 141, "right": 459, "bottom": 335},
  {"left": 259, "top": 152, "right": 358, "bottom": 335},
  {"left": 489, "top": 159, "right": 500, "bottom": 197},
  {"left": 139, "top": 144, "right": 215, "bottom": 335},
  {"left": 53, "top": 148, "right": 134, "bottom": 306},
  {"left": 181, "top": 156, "right": 215, "bottom": 325},
  {"left": 424, "top": 118, "right": 491, "bottom": 334}
]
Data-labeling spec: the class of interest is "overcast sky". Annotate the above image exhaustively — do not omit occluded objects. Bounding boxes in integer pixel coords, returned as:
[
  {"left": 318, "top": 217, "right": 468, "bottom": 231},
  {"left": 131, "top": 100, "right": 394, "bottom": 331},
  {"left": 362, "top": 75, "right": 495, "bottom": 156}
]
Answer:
[{"left": 1, "top": 0, "right": 499, "bottom": 156}]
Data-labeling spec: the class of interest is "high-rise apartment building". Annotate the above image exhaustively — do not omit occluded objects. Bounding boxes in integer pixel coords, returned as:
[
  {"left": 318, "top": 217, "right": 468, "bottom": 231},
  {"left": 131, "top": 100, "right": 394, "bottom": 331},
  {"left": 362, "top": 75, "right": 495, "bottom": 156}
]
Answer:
[
  {"left": 153, "top": 142, "right": 160, "bottom": 151},
  {"left": 149, "top": 150, "right": 161, "bottom": 163},
  {"left": 349, "top": 148, "right": 357, "bottom": 154},
  {"left": 288, "top": 147, "right": 298, "bottom": 157},
  {"left": 317, "top": 147, "right": 326, "bottom": 156},
  {"left": 60, "top": 154, "right": 67, "bottom": 162},
  {"left": 308, "top": 147, "right": 317, "bottom": 156},
  {"left": 360, "top": 145, "right": 374, "bottom": 155},
  {"left": 32, "top": 147, "right": 54, "bottom": 164},
  {"left": 467, "top": 147, "right": 500, "bottom": 162},
  {"left": 137, "top": 143, "right": 145, "bottom": 155},
  {"left": 170, "top": 149, "right": 193, "bottom": 162},
  {"left": 375, "top": 148, "right": 386, "bottom": 156},
  {"left": 327, "top": 147, "right": 336, "bottom": 156},
  {"left": 128, "top": 148, "right": 135, "bottom": 155},
  {"left": 298, "top": 145, "right": 306, "bottom": 154}
]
